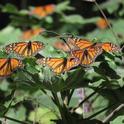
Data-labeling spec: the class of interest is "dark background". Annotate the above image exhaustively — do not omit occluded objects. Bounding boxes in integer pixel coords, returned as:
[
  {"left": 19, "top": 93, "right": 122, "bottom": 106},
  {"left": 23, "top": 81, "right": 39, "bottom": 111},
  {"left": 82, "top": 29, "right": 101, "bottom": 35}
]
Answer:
[{"left": 0, "top": 0, "right": 105, "bottom": 29}]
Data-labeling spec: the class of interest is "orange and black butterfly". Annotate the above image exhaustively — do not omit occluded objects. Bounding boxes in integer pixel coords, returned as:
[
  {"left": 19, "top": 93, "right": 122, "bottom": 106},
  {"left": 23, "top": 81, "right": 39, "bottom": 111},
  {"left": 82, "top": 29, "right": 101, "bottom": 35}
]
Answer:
[
  {"left": 70, "top": 43, "right": 103, "bottom": 66},
  {"left": 54, "top": 37, "right": 93, "bottom": 52},
  {"left": 54, "top": 37, "right": 120, "bottom": 53},
  {"left": 30, "top": 4, "right": 55, "bottom": 18},
  {"left": 21, "top": 28, "right": 45, "bottom": 40},
  {"left": 100, "top": 42, "right": 120, "bottom": 53},
  {"left": 0, "top": 58, "right": 23, "bottom": 78},
  {"left": 36, "top": 57, "right": 80, "bottom": 74},
  {"left": 5, "top": 41, "right": 44, "bottom": 57}
]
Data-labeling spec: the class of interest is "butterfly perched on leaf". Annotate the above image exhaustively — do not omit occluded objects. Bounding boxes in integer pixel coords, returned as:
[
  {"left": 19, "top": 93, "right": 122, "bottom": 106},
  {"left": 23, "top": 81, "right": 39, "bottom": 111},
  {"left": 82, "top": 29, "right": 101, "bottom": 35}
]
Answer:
[
  {"left": 55, "top": 37, "right": 120, "bottom": 53},
  {"left": 70, "top": 43, "right": 103, "bottom": 66},
  {"left": 54, "top": 37, "right": 94, "bottom": 52},
  {"left": 0, "top": 58, "right": 23, "bottom": 78},
  {"left": 30, "top": 4, "right": 55, "bottom": 18},
  {"left": 100, "top": 42, "right": 120, "bottom": 53},
  {"left": 5, "top": 41, "right": 45, "bottom": 57},
  {"left": 36, "top": 57, "right": 80, "bottom": 74},
  {"left": 21, "top": 28, "right": 45, "bottom": 40}
]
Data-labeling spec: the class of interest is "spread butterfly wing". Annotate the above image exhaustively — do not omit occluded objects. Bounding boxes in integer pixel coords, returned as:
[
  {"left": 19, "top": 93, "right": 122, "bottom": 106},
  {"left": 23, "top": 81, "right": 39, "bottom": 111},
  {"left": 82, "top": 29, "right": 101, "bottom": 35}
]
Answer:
[
  {"left": 36, "top": 57, "right": 79, "bottom": 74},
  {"left": 101, "top": 42, "right": 120, "bottom": 52},
  {"left": 67, "top": 38, "right": 93, "bottom": 50},
  {"left": 71, "top": 44, "right": 103, "bottom": 66},
  {"left": 54, "top": 37, "right": 94, "bottom": 52},
  {"left": 0, "top": 58, "right": 23, "bottom": 77},
  {"left": 5, "top": 41, "right": 44, "bottom": 57},
  {"left": 53, "top": 41, "right": 77, "bottom": 52}
]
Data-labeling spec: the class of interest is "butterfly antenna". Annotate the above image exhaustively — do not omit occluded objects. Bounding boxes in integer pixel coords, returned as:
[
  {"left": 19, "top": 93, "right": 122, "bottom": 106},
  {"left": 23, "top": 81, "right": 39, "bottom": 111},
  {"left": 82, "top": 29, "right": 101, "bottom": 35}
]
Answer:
[
  {"left": 60, "top": 37, "right": 73, "bottom": 53},
  {"left": 41, "top": 30, "right": 75, "bottom": 39},
  {"left": 83, "top": 0, "right": 120, "bottom": 44},
  {"left": 42, "top": 30, "right": 61, "bottom": 37}
]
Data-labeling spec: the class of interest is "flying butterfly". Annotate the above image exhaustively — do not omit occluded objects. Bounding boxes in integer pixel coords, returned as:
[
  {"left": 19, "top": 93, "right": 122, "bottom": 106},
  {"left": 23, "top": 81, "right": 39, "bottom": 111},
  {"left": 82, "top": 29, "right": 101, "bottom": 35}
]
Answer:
[
  {"left": 5, "top": 41, "right": 44, "bottom": 57},
  {"left": 30, "top": 4, "right": 55, "bottom": 18},
  {"left": 0, "top": 58, "right": 23, "bottom": 78},
  {"left": 36, "top": 57, "right": 80, "bottom": 74},
  {"left": 70, "top": 43, "right": 103, "bottom": 66}
]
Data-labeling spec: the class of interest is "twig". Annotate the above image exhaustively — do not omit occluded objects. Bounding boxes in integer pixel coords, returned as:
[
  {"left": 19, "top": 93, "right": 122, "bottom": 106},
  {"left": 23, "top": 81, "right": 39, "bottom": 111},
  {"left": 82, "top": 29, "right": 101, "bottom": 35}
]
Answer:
[
  {"left": 72, "top": 85, "right": 105, "bottom": 112},
  {"left": 83, "top": 0, "right": 120, "bottom": 43},
  {"left": 3, "top": 116, "right": 30, "bottom": 124},
  {"left": 102, "top": 104, "right": 124, "bottom": 123},
  {"left": 3, "top": 89, "right": 16, "bottom": 115},
  {"left": 87, "top": 103, "right": 115, "bottom": 120}
]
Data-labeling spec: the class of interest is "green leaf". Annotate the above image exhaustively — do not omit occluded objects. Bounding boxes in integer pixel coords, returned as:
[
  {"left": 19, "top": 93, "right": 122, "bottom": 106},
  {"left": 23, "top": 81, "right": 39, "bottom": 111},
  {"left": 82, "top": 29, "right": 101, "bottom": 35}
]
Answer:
[
  {"left": 1, "top": 3, "right": 18, "bottom": 14},
  {"left": 29, "top": 107, "right": 57, "bottom": 124},
  {"left": 55, "top": 1, "right": 74, "bottom": 13},
  {"left": 110, "top": 115, "right": 124, "bottom": 124}
]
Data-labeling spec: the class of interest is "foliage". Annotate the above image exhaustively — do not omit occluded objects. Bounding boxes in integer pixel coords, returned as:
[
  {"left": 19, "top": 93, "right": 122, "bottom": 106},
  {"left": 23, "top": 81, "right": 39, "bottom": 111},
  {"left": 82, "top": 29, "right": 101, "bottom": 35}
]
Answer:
[{"left": 0, "top": 0, "right": 124, "bottom": 124}]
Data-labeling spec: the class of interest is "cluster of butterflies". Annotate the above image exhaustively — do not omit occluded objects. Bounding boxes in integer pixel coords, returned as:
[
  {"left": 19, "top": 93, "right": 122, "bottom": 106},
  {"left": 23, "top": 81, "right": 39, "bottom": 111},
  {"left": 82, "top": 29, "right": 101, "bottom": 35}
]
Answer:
[{"left": 0, "top": 35, "right": 121, "bottom": 78}]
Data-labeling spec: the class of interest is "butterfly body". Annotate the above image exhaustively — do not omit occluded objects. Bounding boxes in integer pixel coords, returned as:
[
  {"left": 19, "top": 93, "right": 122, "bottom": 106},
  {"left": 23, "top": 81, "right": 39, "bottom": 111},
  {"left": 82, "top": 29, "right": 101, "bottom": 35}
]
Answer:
[
  {"left": 0, "top": 58, "right": 23, "bottom": 78},
  {"left": 71, "top": 44, "right": 103, "bottom": 66},
  {"left": 5, "top": 41, "right": 44, "bottom": 57}
]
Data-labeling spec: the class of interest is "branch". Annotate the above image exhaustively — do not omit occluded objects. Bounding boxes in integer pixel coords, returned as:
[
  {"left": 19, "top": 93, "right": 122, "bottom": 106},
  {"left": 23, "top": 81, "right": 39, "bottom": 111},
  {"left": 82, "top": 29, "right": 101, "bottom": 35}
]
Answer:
[
  {"left": 3, "top": 116, "right": 30, "bottom": 124},
  {"left": 102, "top": 104, "right": 124, "bottom": 123}
]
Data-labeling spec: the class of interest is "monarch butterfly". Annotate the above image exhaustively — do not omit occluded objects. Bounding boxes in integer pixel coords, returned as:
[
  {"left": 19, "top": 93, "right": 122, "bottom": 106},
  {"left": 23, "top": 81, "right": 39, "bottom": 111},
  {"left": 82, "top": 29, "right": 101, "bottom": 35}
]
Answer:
[
  {"left": 66, "top": 37, "right": 120, "bottom": 53},
  {"left": 101, "top": 42, "right": 120, "bottom": 52},
  {"left": 53, "top": 40, "right": 78, "bottom": 52},
  {"left": 36, "top": 57, "right": 80, "bottom": 74},
  {"left": 53, "top": 37, "right": 93, "bottom": 52},
  {"left": 21, "top": 28, "right": 45, "bottom": 40},
  {"left": 70, "top": 44, "right": 103, "bottom": 66},
  {"left": 30, "top": 4, "right": 55, "bottom": 18},
  {"left": 0, "top": 58, "right": 23, "bottom": 78},
  {"left": 5, "top": 41, "right": 44, "bottom": 57}
]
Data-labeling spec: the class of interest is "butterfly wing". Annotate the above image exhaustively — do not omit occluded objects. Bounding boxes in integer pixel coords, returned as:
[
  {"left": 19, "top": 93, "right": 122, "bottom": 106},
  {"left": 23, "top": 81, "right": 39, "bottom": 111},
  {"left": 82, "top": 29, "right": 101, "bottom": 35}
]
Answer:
[
  {"left": 44, "top": 4, "right": 55, "bottom": 15},
  {"left": 64, "top": 57, "right": 80, "bottom": 72},
  {"left": 37, "top": 58, "right": 65, "bottom": 74},
  {"left": 53, "top": 41, "right": 75, "bottom": 52},
  {"left": 21, "top": 28, "right": 44, "bottom": 40},
  {"left": 101, "top": 42, "right": 120, "bottom": 52},
  {"left": 30, "top": 6, "right": 46, "bottom": 17},
  {"left": 5, "top": 41, "right": 44, "bottom": 57},
  {"left": 36, "top": 57, "right": 79, "bottom": 74},
  {"left": 0, "top": 58, "right": 23, "bottom": 77},
  {"left": 67, "top": 38, "right": 93, "bottom": 50},
  {"left": 71, "top": 44, "right": 102, "bottom": 66}
]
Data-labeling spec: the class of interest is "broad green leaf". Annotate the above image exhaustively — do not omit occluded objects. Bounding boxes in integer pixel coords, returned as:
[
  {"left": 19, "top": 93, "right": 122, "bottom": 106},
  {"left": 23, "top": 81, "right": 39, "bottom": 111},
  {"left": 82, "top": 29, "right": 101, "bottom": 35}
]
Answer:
[{"left": 29, "top": 107, "right": 57, "bottom": 124}]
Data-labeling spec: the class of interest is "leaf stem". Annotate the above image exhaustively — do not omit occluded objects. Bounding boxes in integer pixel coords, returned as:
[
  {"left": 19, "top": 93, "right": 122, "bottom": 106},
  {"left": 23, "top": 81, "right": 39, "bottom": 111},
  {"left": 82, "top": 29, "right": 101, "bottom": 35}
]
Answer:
[{"left": 3, "top": 116, "right": 30, "bottom": 124}]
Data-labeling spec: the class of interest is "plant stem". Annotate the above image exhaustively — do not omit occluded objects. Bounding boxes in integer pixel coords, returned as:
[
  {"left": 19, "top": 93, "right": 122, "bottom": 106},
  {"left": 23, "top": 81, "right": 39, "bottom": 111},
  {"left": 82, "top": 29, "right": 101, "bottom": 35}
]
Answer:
[
  {"left": 102, "top": 104, "right": 124, "bottom": 123},
  {"left": 72, "top": 85, "right": 105, "bottom": 112},
  {"left": 51, "top": 92, "right": 67, "bottom": 124},
  {"left": 3, "top": 116, "right": 30, "bottom": 124},
  {"left": 87, "top": 103, "right": 115, "bottom": 119}
]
